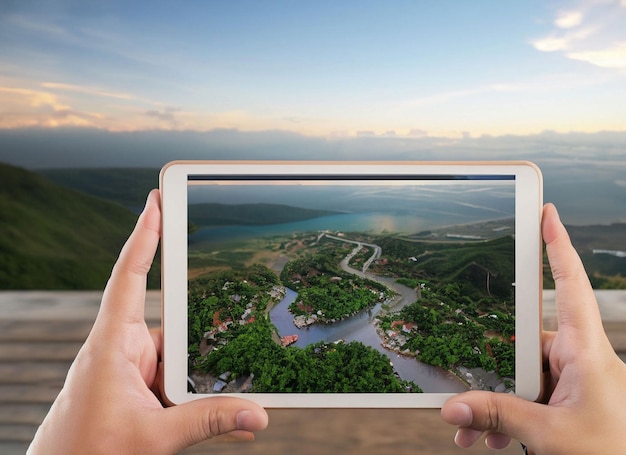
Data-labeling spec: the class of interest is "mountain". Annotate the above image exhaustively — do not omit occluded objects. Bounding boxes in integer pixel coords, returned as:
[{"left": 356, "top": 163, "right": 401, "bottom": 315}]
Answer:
[
  {"left": 39, "top": 167, "right": 160, "bottom": 210},
  {"left": 189, "top": 203, "right": 340, "bottom": 227},
  {"left": 0, "top": 163, "right": 159, "bottom": 289},
  {"left": 26, "top": 166, "right": 626, "bottom": 289}
]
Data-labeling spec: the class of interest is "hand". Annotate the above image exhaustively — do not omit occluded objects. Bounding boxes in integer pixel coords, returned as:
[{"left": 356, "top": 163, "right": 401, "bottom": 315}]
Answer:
[
  {"left": 441, "top": 203, "right": 626, "bottom": 454},
  {"left": 28, "top": 189, "right": 268, "bottom": 454}
]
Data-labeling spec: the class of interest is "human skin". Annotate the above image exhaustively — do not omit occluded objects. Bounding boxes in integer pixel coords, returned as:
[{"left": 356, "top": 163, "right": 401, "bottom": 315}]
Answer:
[
  {"left": 28, "top": 190, "right": 269, "bottom": 454},
  {"left": 441, "top": 203, "right": 626, "bottom": 454}
]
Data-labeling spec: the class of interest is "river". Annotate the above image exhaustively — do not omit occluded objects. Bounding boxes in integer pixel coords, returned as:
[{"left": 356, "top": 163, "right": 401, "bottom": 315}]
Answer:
[{"left": 268, "top": 260, "right": 467, "bottom": 393}]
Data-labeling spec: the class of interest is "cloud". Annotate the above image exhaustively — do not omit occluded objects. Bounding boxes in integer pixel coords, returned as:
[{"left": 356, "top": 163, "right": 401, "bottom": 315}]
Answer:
[
  {"left": 567, "top": 42, "right": 626, "bottom": 69},
  {"left": 145, "top": 107, "right": 179, "bottom": 122},
  {"left": 555, "top": 11, "right": 583, "bottom": 29},
  {"left": 0, "top": 86, "right": 60, "bottom": 108},
  {"left": 531, "top": 27, "right": 595, "bottom": 52},
  {"left": 407, "top": 129, "right": 428, "bottom": 138},
  {"left": 0, "top": 86, "right": 95, "bottom": 128},
  {"left": 532, "top": 3, "right": 626, "bottom": 72},
  {"left": 144, "top": 107, "right": 180, "bottom": 127},
  {"left": 41, "top": 82, "right": 137, "bottom": 101},
  {"left": 532, "top": 35, "right": 569, "bottom": 52},
  {"left": 5, "top": 13, "right": 69, "bottom": 40}
]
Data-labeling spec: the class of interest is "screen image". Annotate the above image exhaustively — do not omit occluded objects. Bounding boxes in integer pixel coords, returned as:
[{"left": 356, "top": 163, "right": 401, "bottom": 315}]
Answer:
[{"left": 186, "top": 176, "right": 516, "bottom": 395}]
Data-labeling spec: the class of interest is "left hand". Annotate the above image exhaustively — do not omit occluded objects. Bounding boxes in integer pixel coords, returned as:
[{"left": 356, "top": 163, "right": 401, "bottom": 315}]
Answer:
[{"left": 28, "top": 189, "right": 269, "bottom": 454}]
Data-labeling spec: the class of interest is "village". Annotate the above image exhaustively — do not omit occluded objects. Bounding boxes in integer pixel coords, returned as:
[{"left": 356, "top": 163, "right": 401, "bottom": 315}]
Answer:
[{"left": 188, "top": 224, "right": 516, "bottom": 394}]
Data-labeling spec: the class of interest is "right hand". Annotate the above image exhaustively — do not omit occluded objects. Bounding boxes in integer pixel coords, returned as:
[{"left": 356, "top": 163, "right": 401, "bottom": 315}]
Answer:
[{"left": 441, "top": 203, "right": 626, "bottom": 454}]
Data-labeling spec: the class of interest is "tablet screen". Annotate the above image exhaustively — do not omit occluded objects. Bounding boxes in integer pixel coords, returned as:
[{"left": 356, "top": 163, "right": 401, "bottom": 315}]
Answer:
[{"left": 185, "top": 174, "right": 516, "bottom": 396}]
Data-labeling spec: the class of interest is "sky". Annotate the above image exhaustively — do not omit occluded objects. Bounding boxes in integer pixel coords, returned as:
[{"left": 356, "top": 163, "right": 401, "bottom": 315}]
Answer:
[
  {"left": 1, "top": 0, "right": 625, "bottom": 226},
  {"left": 1, "top": 0, "right": 626, "bottom": 138}
]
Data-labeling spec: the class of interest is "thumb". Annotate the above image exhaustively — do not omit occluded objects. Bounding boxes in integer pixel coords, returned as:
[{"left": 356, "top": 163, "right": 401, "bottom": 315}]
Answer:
[
  {"left": 542, "top": 203, "right": 603, "bottom": 343},
  {"left": 144, "top": 397, "right": 268, "bottom": 454},
  {"left": 442, "top": 391, "right": 546, "bottom": 449}
]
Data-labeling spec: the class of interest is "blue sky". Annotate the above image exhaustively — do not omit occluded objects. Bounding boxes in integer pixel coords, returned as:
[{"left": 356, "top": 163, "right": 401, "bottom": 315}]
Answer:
[{"left": 1, "top": 0, "right": 626, "bottom": 137}]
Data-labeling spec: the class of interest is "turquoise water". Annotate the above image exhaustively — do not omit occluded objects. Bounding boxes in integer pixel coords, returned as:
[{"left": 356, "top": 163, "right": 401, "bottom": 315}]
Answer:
[{"left": 189, "top": 211, "right": 433, "bottom": 247}]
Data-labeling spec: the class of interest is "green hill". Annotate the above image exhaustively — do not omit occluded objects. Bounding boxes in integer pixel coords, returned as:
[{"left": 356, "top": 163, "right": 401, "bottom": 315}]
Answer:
[
  {"left": 39, "top": 167, "right": 159, "bottom": 209},
  {"left": 189, "top": 203, "right": 339, "bottom": 227},
  {"left": 0, "top": 163, "right": 159, "bottom": 289},
  {"left": 374, "top": 235, "right": 515, "bottom": 300}
]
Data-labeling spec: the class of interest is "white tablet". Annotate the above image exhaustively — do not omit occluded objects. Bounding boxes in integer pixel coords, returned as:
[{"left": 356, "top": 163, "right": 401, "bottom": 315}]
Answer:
[{"left": 160, "top": 161, "right": 542, "bottom": 408}]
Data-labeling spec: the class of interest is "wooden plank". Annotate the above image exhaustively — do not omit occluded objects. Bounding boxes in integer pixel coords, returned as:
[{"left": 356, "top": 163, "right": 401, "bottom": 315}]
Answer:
[
  {"left": 0, "top": 320, "right": 92, "bottom": 342},
  {"left": 0, "top": 362, "right": 70, "bottom": 385},
  {"left": 0, "top": 384, "right": 62, "bottom": 404},
  {"left": 0, "top": 319, "right": 159, "bottom": 342},
  {"left": 0, "top": 404, "right": 51, "bottom": 425},
  {"left": 0, "top": 341, "right": 82, "bottom": 361},
  {"left": 603, "top": 321, "right": 626, "bottom": 352},
  {"left": 0, "top": 424, "right": 39, "bottom": 442},
  {"left": 0, "top": 442, "right": 30, "bottom": 455},
  {"left": 0, "top": 290, "right": 161, "bottom": 321}
]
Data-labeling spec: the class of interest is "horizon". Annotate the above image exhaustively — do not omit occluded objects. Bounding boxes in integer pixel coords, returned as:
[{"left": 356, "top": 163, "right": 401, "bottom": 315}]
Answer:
[{"left": 1, "top": 126, "right": 624, "bottom": 226}]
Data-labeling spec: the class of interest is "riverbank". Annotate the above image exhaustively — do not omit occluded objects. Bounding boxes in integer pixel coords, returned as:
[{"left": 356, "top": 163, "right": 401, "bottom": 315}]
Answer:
[{"left": 269, "top": 244, "right": 467, "bottom": 392}]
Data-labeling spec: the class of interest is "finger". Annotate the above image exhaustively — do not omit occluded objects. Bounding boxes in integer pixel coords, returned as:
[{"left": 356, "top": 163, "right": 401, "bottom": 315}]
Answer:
[
  {"left": 99, "top": 189, "right": 161, "bottom": 326},
  {"left": 542, "top": 204, "right": 604, "bottom": 343},
  {"left": 541, "top": 330, "right": 556, "bottom": 359},
  {"left": 538, "top": 331, "right": 558, "bottom": 402},
  {"left": 143, "top": 397, "right": 268, "bottom": 454},
  {"left": 485, "top": 431, "right": 512, "bottom": 449},
  {"left": 442, "top": 391, "right": 545, "bottom": 449},
  {"left": 454, "top": 427, "right": 483, "bottom": 448},
  {"left": 149, "top": 327, "right": 163, "bottom": 357}
]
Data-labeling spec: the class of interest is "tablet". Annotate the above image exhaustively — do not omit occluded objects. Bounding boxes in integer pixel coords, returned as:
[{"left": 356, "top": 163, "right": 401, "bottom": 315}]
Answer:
[{"left": 160, "top": 161, "right": 542, "bottom": 408}]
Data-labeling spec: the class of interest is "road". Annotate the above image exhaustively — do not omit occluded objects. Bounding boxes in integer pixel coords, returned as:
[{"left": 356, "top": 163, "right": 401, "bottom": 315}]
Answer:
[{"left": 320, "top": 233, "right": 381, "bottom": 273}]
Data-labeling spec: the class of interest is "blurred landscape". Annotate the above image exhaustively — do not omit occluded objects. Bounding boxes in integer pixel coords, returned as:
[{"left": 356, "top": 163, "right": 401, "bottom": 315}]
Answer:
[
  {"left": 0, "top": 152, "right": 624, "bottom": 290},
  {"left": 0, "top": 162, "right": 160, "bottom": 289}
]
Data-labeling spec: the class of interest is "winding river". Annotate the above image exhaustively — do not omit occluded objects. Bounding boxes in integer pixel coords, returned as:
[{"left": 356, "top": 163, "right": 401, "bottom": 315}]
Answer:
[{"left": 269, "top": 238, "right": 467, "bottom": 393}]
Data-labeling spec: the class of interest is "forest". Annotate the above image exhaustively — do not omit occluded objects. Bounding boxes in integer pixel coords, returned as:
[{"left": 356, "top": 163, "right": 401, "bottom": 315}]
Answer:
[
  {"left": 378, "top": 284, "right": 515, "bottom": 379},
  {"left": 187, "top": 263, "right": 280, "bottom": 353},
  {"left": 188, "top": 230, "right": 516, "bottom": 394},
  {"left": 197, "top": 318, "right": 419, "bottom": 393},
  {"left": 188, "top": 263, "right": 418, "bottom": 393},
  {"left": 373, "top": 234, "right": 516, "bottom": 382},
  {"left": 280, "top": 253, "right": 393, "bottom": 322}
]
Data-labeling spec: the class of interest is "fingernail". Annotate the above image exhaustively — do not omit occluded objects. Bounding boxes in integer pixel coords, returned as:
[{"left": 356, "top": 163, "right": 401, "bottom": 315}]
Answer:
[
  {"left": 236, "top": 410, "right": 253, "bottom": 430},
  {"left": 454, "top": 429, "right": 462, "bottom": 446},
  {"left": 236, "top": 409, "right": 267, "bottom": 432},
  {"left": 550, "top": 203, "right": 561, "bottom": 223},
  {"left": 144, "top": 189, "right": 158, "bottom": 210},
  {"left": 485, "top": 432, "right": 512, "bottom": 450},
  {"left": 454, "top": 427, "right": 483, "bottom": 449},
  {"left": 450, "top": 402, "right": 473, "bottom": 426}
]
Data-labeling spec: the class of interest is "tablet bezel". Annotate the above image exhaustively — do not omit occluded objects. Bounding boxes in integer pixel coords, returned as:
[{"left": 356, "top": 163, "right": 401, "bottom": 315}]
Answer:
[{"left": 161, "top": 161, "right": 543, "bottom": 408}]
